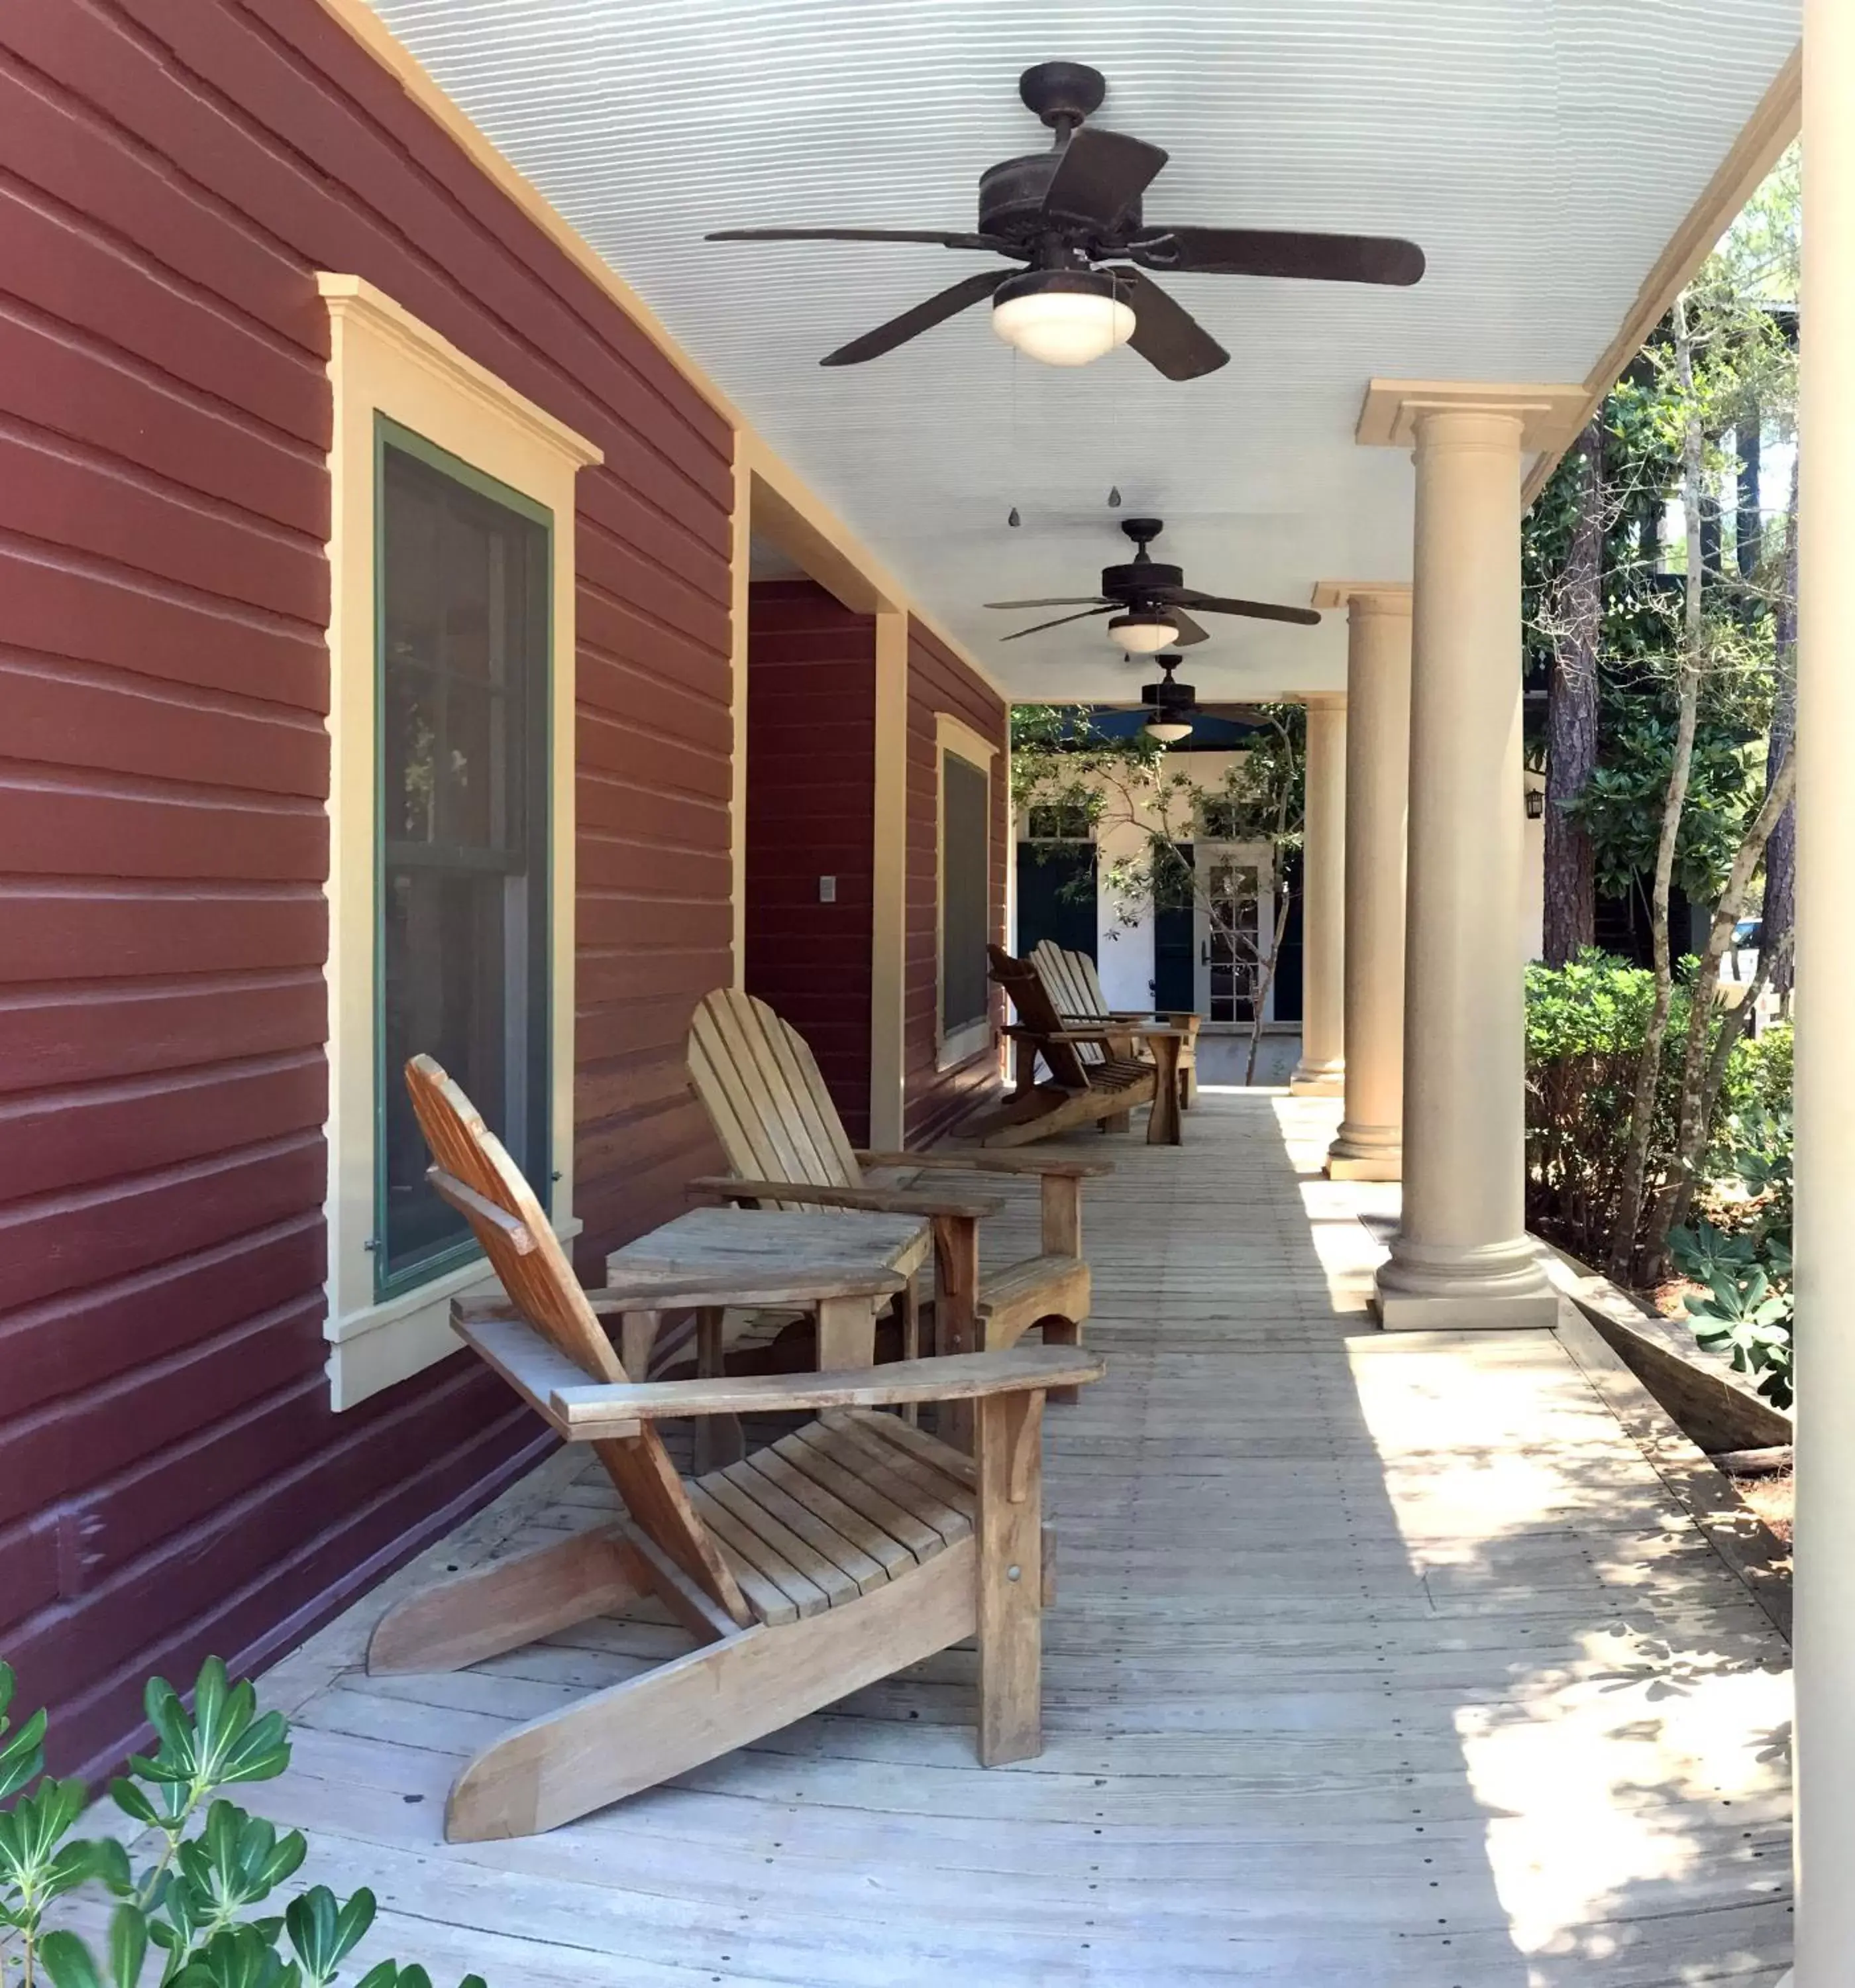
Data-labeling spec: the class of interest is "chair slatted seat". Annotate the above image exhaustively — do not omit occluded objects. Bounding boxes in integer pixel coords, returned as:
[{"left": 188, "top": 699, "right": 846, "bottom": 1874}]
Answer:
[
  {"left": 1030, "top": 940, "right": 1202, "bottom": 1109},
  {"left": 969, "top": 946, "right": 1189, "bottom": 1148},
  {"left": 367, "top": 1054, "right": 1103, "bottom": 1842}
]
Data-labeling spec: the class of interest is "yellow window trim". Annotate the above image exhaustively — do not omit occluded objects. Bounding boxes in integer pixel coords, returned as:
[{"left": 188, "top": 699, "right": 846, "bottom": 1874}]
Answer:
[
  {"left": 319, "top": 274, "right": 600, "bottom": 1411},
  {"left": 935, "top": 714, "right": 998, "bottom": 1072}
]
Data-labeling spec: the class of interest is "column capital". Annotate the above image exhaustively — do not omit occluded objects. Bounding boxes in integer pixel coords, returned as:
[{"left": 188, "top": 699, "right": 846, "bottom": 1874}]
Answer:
[
  {"left": 1312, "top": 580, "right": 1412, "bottom": 615},
  {"left": 1355, "top": 379, "right": 1589, "bottom": 455}
]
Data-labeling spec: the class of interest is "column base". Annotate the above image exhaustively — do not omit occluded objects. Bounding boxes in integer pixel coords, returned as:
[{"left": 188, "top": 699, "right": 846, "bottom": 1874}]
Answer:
[
  {"left": 1326, "top": 1121, "right": 1401, "bottom": 1180},
  {"left": 1288, "top": 1058, "right": 1345, "bottom": 1097},
  {"left": 1373, "top": 1234, "right": 1558, "bottom": 1333}
]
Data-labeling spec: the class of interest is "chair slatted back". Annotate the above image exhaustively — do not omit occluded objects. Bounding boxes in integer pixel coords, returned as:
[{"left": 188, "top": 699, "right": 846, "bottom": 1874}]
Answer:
[
  {"left": 986, "top": 946, "right": 1096, "bottom": 1091},
  {"left": 688, "top": 990, "right": 864, "bottom": 1209},
  {"left": 404, "top": 1056, "right": 749, "bottom": 1624},
  {"left": 1029, "top": 942, "right": 1106, "bottom": 1066},
  {"left": 1069, "top": 950, "right": 1118, "bottom": 1021}
]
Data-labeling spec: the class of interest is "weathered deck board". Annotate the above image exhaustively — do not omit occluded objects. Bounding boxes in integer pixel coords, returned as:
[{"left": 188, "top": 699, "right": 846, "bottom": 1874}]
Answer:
[{"left": 244, "top": 1091, "right": 1792, "bottom": 1983}]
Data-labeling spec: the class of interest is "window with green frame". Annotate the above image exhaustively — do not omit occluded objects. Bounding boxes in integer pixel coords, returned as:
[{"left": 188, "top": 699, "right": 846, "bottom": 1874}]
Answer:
[{"left": 374, "top": 418, "right": 552, "bottom": 1298}]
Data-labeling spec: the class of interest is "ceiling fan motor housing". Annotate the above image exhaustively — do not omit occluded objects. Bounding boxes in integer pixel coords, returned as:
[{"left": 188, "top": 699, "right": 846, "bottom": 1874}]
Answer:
[
  {"left": 1143, "top": 669, "right": 1196, "bottom": 714},
  {"left": 978, "top": 152, "right": 1145, "bottom": 246},
  {"left": 1102, "top": 559, "right": 1183, "bottom": 600}
]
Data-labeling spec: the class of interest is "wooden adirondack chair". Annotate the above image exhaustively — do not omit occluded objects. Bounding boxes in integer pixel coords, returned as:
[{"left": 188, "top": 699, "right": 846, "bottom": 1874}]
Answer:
[
  {"left": 972, "top": 945, "right": 1187, "bottom": 1148},
  {"left": 1031, "top": 939, "right": 1202, "bottom": 1109},
  {"left": 686, "top": 989, "right": 1106, "bottom": 1405},
  {"left": 369, "top": 1054, "right": 1103, "bottom": 1841}
]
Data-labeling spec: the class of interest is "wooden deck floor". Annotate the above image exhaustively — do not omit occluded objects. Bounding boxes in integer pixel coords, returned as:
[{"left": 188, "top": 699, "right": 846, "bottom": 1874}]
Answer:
[{"left": 250, "top": 1091, "right": 1793, "bottom": 1985}]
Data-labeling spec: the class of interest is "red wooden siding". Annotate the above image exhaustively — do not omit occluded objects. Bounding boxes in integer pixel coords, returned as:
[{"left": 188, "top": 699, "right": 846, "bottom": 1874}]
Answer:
[
  {"left": 0, "top": 0, "right": 733, "bottom": 1779},
  {"left": 904, "top": 618, "right": 1009, "bottom": 1144},
  {"left": 744, "top": 580, "right": 876, "bottom": 1142}
]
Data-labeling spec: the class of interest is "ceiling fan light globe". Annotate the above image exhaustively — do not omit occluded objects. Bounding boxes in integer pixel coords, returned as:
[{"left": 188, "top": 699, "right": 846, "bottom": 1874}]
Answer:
[
  {"left": 1142, "top": 719, "right": 1194, "bottom": 744},
  {"left": 1110, "top": 613, "right": 1177, "bottom": 653},
  {"left": 990, "top": 269, "right": 1134, "bottom": 368}
]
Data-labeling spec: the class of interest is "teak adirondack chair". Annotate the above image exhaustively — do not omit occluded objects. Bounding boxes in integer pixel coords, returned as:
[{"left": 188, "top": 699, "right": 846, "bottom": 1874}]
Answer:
[
  {"left": 971, "top": 945, "right": 1188, "bottom": 1148},
  {"left": 1030, "top": 939, "right": 1202, "bottom": 1109},
  {"left": 686, "top": 989, "right": 1108, "bottom": 1402},
  {"left": 368, "top": 1054, "right": 1104, "bottom": 1842}
]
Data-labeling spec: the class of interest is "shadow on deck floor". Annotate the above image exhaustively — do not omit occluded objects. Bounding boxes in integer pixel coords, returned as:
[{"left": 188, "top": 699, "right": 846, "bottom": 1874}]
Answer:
[{"left": 241, "top": 1093, "right": 1793, "bottom": 1986}]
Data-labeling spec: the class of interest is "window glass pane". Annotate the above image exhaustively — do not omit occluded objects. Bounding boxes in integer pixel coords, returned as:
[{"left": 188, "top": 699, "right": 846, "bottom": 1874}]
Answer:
[
  {"left": 941, "top": 752, "right": 991, "bottom": 1037},
  {"left": 378, "top": 432, "right": 550, "bottom": 1290}
]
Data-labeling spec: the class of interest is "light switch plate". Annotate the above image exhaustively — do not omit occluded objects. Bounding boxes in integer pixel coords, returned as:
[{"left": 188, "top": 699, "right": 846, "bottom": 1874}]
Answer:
[{"left": 818, "top": 875, "right": 837, "bottom": 903}]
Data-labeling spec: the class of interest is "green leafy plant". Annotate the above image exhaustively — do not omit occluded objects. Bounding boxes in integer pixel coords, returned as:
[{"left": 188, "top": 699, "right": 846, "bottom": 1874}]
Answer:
[
  {"left": 0, "top": 1658, "right": 483, "bottom": 1988},
  {"left": 1668, "top": 1099, "right": 1794, "bottom": 1409},
  {"left": 1676, "top": 1250, "right": 1793, "bottom": 1408}
]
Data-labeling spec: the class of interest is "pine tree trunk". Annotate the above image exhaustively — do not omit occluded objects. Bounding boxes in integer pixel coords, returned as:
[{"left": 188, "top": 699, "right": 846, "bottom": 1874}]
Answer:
[
  {"left": 1544, "top": 417, "right": 1602, "bottom": 964},
  {"left": 1609, "top": 296, "right": 1704, "bottom": 1284},
  {"left": 1762, "top": 459, "right": 1799, "bottom": 997}
]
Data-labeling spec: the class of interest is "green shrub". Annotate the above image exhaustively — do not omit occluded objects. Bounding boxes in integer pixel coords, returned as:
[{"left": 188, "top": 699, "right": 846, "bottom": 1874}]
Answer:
[
  {"left": 1523, "top": 948, "right": 1764, "bottom": 1271},
  {"left": 0, "top": 1657, "right": 482, "bottom": 1988}
]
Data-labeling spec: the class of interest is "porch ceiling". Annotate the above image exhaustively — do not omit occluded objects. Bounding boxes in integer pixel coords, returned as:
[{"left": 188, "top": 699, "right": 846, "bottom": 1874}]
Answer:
[{"left": 370, "top": 0, "right": 1799, "bottom": 703}]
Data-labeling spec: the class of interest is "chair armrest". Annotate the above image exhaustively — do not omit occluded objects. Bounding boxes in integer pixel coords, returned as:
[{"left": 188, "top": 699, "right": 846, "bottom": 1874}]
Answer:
[
  {"left": 855, "top": 1149, "right": 1114, "bottom": 1180},
  {"left": 583, "top": 1266, "right": 909, "bottom": 1312},
  {"left": 451, "top": 1307, "right": 1102, "bottom": 1439},
  {"left": 688, "top": 1175, "right": 1004, "bottom": 1220},
  {"left": 1026, "top": 1026, "right": 1188, "bottom": 1045},
  {"left": 553, "top": 1344, "right": 1105, "bottom": 1437}
]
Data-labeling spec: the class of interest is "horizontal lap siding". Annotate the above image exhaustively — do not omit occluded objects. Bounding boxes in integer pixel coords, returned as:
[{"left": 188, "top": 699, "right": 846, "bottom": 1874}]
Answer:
[
  {"left": 904, "top": 620, "right": 1008, "bottom": 1145},
  {"left": 745, "top": 581, "right": 876, "bottom": 1142},
  {"left": 0, "top": 0, "right": 733, "bottom": 1779}
]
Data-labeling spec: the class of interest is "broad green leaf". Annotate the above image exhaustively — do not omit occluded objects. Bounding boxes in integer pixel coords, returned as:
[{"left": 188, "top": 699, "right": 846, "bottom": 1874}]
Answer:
[
  {"left": 38, "top": 1930, "right": 105, "bottom": 1988},
  {"left": 110, "top": 1778, "right": 160, "bottom": 1826},
  {"left": 109, "top": 1901, "right": 149, "bottom": 1987},
  {"left": 0, "top": 1704, "right": 46, "bottom": 1800}
]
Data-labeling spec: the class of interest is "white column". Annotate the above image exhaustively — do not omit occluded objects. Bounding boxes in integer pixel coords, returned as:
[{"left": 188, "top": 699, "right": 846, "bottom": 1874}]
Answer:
[
  {"left": 1791, "top": 7, "right": 1854, "bottom": 1977},
  {"left": 1289, "top": 694, "right": 1347, "bottom": 1095},
  {"left": 1320, "top": 587, "right": 1412, "bottom": 1180},
  {"left": 1372, "top": 398, "right": 1558, "bottom": 1331}
]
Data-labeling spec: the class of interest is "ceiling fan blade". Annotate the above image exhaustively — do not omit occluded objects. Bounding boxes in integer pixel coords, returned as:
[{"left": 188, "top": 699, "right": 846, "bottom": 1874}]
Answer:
[
  {"left": 1110, "top": 268, "right": 1229, "bottom": 380},
  {"left": 820, "top": 270, "right": 1005, "bottom": 366},
  {"left": 1170, "top": 611, "right": 1210, "bottom": 646},
  {"left": 1043, "top": 127, "right": 1168, "bottom": 231},
  {"left": 983, "top": 596, "right": 1110, "bottom": 610},
  {"left": 708, "top": 225, "right": 1011, "bottom": 252},
  {"left": 1179, "top": 592, "right": 1323, "bottom": 628},
  {"left": 1001, "top": 606, "right": 1117, "bottom": 641},
  {"left": 1132, "top": 227, "right": 1425, "bottom": 287}
]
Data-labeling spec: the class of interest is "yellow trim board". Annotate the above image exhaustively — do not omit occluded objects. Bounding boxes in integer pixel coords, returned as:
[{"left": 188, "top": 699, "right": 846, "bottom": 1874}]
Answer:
[
  {"left": 319, "top": 274, "right": 596, "bottom": 1409},
  {"left": 934, "top": 720, "right": 998, "bottom": 1072},
  {"left": 1356, "top": 380, "right": 1590, "bottom": 457},
  {"left": 869, "top": 610, "right": 910, "bottom": 1147},
  {"left": 935, "top": 710, "right": 1002, "bottom": 765}
]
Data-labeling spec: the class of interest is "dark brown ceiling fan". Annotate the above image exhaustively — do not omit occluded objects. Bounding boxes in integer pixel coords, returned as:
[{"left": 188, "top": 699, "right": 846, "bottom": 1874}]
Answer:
[
  {"left": 988, "top": 517, "right": 1320, "bottom": 650},
  {"left": 707, "top": 60, "right": 1424, "bottom": 379}
]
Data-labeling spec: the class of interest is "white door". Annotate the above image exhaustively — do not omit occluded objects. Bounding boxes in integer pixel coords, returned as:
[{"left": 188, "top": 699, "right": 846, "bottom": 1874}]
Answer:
[{"left": 1192, "top": 847, "right": 1273, "bottom": 1024}]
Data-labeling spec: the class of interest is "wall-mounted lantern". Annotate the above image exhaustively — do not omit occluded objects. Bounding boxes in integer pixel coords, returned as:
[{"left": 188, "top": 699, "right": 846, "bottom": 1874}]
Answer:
[{"left": 1525, "top": 789, "right": 1546, "bottom": 820}]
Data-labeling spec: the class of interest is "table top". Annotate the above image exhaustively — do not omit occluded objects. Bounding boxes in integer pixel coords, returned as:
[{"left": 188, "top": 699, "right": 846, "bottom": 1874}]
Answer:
[{"left": 606, "top": 1205, "right": 931, "bottom": 1287}]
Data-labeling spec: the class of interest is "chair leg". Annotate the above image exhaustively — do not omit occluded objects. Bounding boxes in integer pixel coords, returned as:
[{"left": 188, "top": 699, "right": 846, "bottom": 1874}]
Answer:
[
  {"left": 1102, "top": 1110, "right": 1132, "bottom": 1134},
  {"left": 368, "top": 1527, "right": 649, "bottom": 1677},
  {"left": 445, "top": 1545, "right": 977, "bottom": 1840},
  {"left": 1039, "top": 1315, "right": 1082, "bottom": 1407},
  {"left": 900, "top": 1272, "right": 923, "bottom": 1426},
  {"left": 975, "top": 1390, "right": 1045, "bottom": 1766},
  {"left": 692, "top": 1307, "right": 744, "bottom": 1474}
]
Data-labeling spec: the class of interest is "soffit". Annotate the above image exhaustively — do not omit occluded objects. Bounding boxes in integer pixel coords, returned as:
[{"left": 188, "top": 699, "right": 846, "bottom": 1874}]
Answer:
[{"left": 370, "top": 0, "right": 1799, "bottom": 703}]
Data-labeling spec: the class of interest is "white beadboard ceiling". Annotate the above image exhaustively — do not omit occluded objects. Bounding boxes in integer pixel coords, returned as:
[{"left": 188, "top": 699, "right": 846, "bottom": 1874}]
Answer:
[{"left": 371, "top": 0, "right": 1798, "bottom": 704}]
